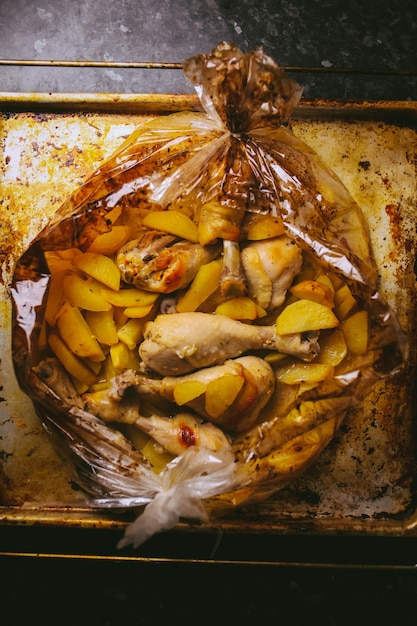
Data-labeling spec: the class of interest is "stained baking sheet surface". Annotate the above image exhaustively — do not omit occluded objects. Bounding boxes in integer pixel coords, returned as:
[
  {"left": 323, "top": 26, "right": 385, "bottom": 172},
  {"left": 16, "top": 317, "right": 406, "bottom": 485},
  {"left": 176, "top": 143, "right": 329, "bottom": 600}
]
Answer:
[{"left": 1, "top": 94, "right": 417, "bottom": 536}]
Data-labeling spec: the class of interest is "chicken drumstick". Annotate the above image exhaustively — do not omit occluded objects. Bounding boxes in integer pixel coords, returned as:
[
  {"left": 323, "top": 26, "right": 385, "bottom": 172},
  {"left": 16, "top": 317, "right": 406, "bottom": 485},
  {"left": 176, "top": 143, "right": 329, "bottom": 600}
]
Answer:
[{"left": 139, "top": 312, "right": 319, "bottom": 375}]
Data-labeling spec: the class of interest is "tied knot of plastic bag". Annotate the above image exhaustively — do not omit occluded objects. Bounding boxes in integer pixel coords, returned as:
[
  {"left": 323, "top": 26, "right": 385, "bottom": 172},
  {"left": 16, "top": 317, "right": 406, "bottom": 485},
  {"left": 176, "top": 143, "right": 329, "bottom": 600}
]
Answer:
[
  {"left": 183, "top": 41, "right": 303, "bottom": 132},
  {"left": 118, "top": 447, "right": 236, "bottom": 549}
]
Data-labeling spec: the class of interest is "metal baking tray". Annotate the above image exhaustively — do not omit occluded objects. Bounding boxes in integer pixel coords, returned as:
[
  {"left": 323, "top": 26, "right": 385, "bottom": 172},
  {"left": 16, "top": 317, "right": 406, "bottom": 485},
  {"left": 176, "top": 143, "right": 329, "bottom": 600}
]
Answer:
[{"left": 1, "top": 92, "right": 417, "bottom": 545}]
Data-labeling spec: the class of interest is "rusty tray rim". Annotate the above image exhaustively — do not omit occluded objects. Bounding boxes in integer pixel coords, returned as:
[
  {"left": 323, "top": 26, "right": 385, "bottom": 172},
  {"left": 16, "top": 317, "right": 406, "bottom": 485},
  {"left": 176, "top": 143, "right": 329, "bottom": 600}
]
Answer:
[
  {"left": 0, "top": 91, "right": 416, "bottom": 117},
  {"left": 1, "top": 91, "right": 417, "bottom": 539},
  {"left": 2, "top": 502, "right": 417, "bottom": 538}
]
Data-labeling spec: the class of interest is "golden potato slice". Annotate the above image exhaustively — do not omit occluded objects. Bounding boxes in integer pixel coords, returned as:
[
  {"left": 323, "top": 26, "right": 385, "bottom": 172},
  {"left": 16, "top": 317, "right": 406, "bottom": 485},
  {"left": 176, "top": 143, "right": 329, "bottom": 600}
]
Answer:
[
  {"left": 84, "top": 358, "right": 102, "bottom": 375},
  {"left": 142, "top": 210, "right": 199, "bottom": 243},
  {"left": 44, "top": 253, "right": 76, "bottom": 275},
  {"left": 44, "top": 274, "right": 66, "bottom": 325},
  {"left": 56, "top": 302, "right": 106, "bottom": 362},
  {"left": 215, "top": 296, "right": 267, "bottom": 320},
  {"left": 141, "top": 439, "right": 174, "bottom": 474},
  {"left": 264, "top": 352, "right": 290, "bottom": 365},
  {"left": 315, "top": 273, "right": 335, "bottom": 297},
  {"left": 87, "top": 225, "right": 133, "bottom": 255},
  {"left": 71, "top": 377, "right": 90, "bottom": 395},
  {"left": 173, "top": 380, "right": 207, "bottom": 406},
  {"left": 314, "top": 329, "right": 347, "bottom": 366},
  {"left": 105, "top": 205, "right": 123, "bottom": 224},
  {"left": 125, "top": 424, "right": 150, "bottom": 452},
  {"left": 48, "top": 333, "right": 97, "bottom": 387},
  {"left": 205, "top": 374, "right": 244, "bottom": 419},
  {"left": 85, "top": 309, "right": 118, "bottom": 346},
  {"left": 123, "top": 304, "right": 155, "bottom": 319},
  {"left": 88, "top": 380, "right": 112, "bottom": 394},
  {"left": 117, "top": 318, "right": 146, "bottom": 350},
  {"left": 246, "top": 215, "right": 285, "bottom": 240},
  {"left": 334, "top": 284, "right": 357, "bottom": 320},
  {"left": 101, "top": 286, "right": 159, "bottom": 308},
  {"left": 103, "top": 354, "right": 117, "bottom": 381},
  {"left": 290, "top": 280, "right": 334, "bottom": 308},
  {"left": 73, "top": 252, "right": 121, "bottom": 291},
  {"left": 63, "top": 273, "right": 112, "bottom": 312},
  {"left": 113, "top": 307, "right": 128, "bottom": 329},
  {"left": 329, "top": 273, "right": 345, "bottom": 291},
  {"left": 56, "top": 248, "right": 82, "bottom": 261},
  {"left": 110, "top": 341, "right": 141, "bottom": 372},
  {"left": 176, "top": 260, "right": 222, "bottom": 313},
  {"left": 276, "top": 299, "right": 339, "bottom": 334},
  {"left": 341, "top": 310, "right": 369, "bottom": 355},
  {"left": 276, "top": 362, "right": 334, "bottom": 385}
]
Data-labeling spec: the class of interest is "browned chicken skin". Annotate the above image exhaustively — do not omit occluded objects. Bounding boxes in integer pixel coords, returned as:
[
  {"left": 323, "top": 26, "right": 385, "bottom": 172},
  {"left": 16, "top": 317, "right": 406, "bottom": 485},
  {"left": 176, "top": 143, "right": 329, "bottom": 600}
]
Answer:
[{"left": 117, "top": 230, "right": 220, "bottom": 293}]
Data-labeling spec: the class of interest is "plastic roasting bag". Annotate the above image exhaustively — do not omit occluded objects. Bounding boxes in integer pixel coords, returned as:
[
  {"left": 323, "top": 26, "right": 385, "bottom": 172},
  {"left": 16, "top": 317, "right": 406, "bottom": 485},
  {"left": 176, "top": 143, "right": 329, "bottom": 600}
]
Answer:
[{"left": 11, "top": 42, "right": 407, "bottom": 547}]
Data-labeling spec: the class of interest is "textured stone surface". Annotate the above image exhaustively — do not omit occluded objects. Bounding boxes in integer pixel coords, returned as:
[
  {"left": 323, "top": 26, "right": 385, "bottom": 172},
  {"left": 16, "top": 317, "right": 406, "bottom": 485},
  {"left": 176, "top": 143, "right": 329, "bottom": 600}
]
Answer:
[{"left": 0, "top": 0, "right": 416, "bottom": 99}]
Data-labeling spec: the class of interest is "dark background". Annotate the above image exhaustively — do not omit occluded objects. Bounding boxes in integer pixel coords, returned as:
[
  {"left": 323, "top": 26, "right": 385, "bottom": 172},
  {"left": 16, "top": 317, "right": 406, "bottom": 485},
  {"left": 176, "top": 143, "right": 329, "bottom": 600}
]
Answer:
[
  {"left": 0, "top": 0, "right": 416, "bottom": 100},
  {"left": 1, "top": 1, "right": 417, "bottom": 624}
]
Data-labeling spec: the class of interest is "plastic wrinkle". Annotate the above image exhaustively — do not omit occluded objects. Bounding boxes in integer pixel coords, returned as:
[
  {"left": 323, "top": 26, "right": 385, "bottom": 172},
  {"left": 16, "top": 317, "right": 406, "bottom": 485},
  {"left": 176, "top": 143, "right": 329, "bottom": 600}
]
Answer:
[
  {"left": 11, "top": 276, "right": 49, "bottom": 341},
  {"left": 149, "top": 131, "right": 229, "bottom": 206}
]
